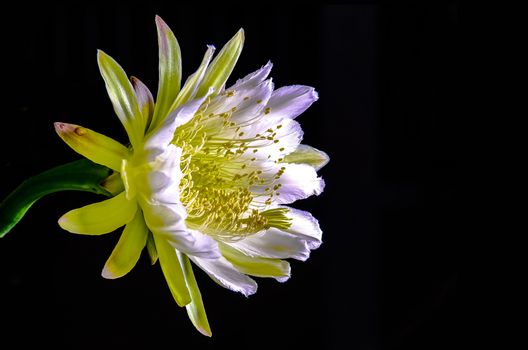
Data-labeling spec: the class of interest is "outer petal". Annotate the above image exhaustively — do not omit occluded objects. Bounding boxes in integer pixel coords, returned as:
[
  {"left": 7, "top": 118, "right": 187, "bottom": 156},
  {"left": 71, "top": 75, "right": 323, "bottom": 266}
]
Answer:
[
  {"left": 178, "top": 252, "right": 212, "bottom": 337},
  {"left": 196, "top": 29, "right": 244, "bottom": 98},
  {"left": 229, "top": 228, "right": 311, "bottom": 261},
  {"left": 172, "top": 46, "right": 215, "bottom": 109},
  {"left": 282, "top": 144, "right": 330, "bottom": 171},
  {"left": 102, "top": 209, "right": 149, "bottom": 279},
  {"left": 97, "top": 50, "right": 144, "bottom": 147},
  {"left": 190, "top": 255, "right": 257, "bottom": 297},
  {"left": 58, "top": 192, "right": 137, "bottom": 235},
  {"left": 54, "top": 122, "right": 129, "bottom": 172},
  {"left": 265, "top": 85, "right": 319, "bottom": 120},
  {"left": 219, "top": 243, "right": 290, "bottom": 282},
  {"left": 150, "top": 16, "right": 182, "bottom": 131},
  {"left": 154, "top": 234, "right": 191, "bottom": 307}
]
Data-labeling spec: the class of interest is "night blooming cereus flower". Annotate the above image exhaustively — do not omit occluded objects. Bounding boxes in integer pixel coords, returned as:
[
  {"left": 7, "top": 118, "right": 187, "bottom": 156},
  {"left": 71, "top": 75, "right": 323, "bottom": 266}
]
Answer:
[{"left": 54, "top": 16, "right": 328, "bottom": 336}]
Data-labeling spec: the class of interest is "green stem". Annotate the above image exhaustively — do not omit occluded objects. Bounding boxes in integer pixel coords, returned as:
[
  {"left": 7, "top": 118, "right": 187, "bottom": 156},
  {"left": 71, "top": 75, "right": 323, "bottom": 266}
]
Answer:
[{"left": 0, "top": 159, "right": 113, "bottom": 237}]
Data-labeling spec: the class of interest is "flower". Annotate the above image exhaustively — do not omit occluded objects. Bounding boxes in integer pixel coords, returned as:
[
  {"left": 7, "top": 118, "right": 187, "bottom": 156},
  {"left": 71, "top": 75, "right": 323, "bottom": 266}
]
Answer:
[{"left": 54, "top": 16, "right": 328, "bottom": 336}]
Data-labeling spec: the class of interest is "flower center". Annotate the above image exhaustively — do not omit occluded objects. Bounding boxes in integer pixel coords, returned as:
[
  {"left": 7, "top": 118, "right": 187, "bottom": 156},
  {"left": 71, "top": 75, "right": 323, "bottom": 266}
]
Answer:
[{"left": 172, "top": 96, "right": 290, "bottom": 241}]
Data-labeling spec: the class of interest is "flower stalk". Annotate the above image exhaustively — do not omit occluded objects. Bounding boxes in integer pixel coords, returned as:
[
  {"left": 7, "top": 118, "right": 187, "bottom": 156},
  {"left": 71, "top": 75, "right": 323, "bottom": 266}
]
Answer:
[{"left": 0, "top": 160, "right": 114, "bottom": 237}]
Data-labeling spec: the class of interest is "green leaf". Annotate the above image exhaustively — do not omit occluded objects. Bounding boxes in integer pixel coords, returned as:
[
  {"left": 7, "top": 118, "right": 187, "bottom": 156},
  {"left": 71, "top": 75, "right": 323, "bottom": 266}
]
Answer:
[
  {"left": 282, "top": 144, "right": 329, "bottom": 170},
  {"left": 195, "top": 28, "right": 244, "bottom": 98},
  {"left": 178, "top": 252, "right": 212, "bottom": 337},
  {"left": 0, "top": 160, "right": 113, "bottom": 238},
  {"left": 149, "top": 15, "right": 182, "bottom": 132}
]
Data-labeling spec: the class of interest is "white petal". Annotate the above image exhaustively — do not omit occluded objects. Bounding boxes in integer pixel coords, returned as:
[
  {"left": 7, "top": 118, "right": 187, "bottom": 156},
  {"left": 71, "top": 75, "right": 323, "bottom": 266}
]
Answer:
[
  {"left": 166, "top": 229, "right": 220, "bottom": 259},
  {"left": 144, "top": 94, "right": 211, "bottom": 153},
  {"left": 140, "top": 200, "right": 186, "bottom": 234},
  {"left": 230, "top": 61, "right": 273, "bottom": 90},
  {"left": 251, "top": 162, "right": 324, "bottom": 205},
  {"left": 230, "top": 79, "right": 274, "bottom": 125},
  {"left": 243, "top": 118, "right": 303, "bottom": 161},
  {"left": 283, "top": 206, "right": 323, "bottom": 250},
  {"left": 190, "top": 256, "right": 257, "bottom": 296},
  {"left": 142, "top": 201, "right": 219, "bottom": 259},
  {"left": 229, "top": 228, "right": 311, "bottom": 261},
  {"left": 125, "top": 144, "right": 183, "bottom": 202},
  {"left": 276, "top": 163, "right": 325, "bottom": 204},
  {"left": 144, "top": 144, "right": 184, "bottom": 203},
  {"left": 134, "top": 145, "right": 220, "bottom": 260},
  {"left": 265, "top": 85, "right": 318, "bottom": 120},
  {"left": 205, "top": 79, "right": 273, "bottom": 125}
]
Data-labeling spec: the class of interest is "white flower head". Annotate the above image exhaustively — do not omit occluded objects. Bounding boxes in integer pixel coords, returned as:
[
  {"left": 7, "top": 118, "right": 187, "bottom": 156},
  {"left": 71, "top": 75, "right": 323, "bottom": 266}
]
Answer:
[{"left": 54, "top": 16, "right": 328, "bottom": 336}]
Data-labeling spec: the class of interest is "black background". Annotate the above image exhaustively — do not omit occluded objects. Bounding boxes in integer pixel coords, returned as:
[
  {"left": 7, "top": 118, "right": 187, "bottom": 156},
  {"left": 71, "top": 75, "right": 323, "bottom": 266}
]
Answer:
[{"left": 0, "top": 3, "right": 462, "bottom": 349}]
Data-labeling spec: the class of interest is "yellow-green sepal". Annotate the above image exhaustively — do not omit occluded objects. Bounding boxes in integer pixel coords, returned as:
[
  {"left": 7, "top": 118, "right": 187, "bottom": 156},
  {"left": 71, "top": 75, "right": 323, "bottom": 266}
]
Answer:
[
  {"left": 97, "top": 50, "right": 144, "bottom": 147},
  {"left": 154, "top": 235, "right": 191, "bottom": 307},
  {"left": 146, "top": 232, "right": 158, "bottom": 265},
  {"left": 58, "top": 191, "right": 137, "bottom": 235},
  {"left": 102, "top": 209, "right": 149, "bottom": 279},
  {"left": 195, "top": 29, "right": 244, "bottom": 98},
  {"left": 220, "top": 243, "right": 290, "bottom": 281},
  {"left": 149, "top": 15, "right": 182, "bottom": 131},
  {"left": 282, "top": 144, "right": 329, "bottom": 171},
  {"left": 178, "top": 251, "right": 212, "bottom": 337},
  {"left": 55, "top": 122, "right": 129, "bottom": 172},
  {"left": 171, "top": 45, "right": 215, "bottom": 109}
]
